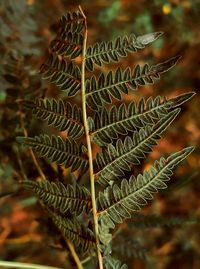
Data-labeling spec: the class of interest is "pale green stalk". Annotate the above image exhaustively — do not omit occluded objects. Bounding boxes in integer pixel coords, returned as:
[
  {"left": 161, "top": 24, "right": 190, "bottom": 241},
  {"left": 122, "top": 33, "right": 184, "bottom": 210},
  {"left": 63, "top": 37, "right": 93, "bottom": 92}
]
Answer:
[
  {"left": 79, "top": 6, "right": 104, "bottom": 269},
  {"left": 0, "top": 261, "right": 61, "bottom": 269}
]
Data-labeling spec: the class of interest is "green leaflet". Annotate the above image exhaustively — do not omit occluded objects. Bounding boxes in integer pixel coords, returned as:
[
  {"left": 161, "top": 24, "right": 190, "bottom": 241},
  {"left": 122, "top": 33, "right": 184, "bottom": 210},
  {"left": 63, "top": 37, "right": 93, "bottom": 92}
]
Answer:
[
  {"left": 97, "top": 146, "right": 194, "bottom": 228},
  {"left": 23, "top": 98, "right": 84, "bottom": 139},
  {"left": 49, "top": 210, "right": 95, "bottom": 252},
  {"left": 40, "top": 54, "right": 81, "bottom": 96},
  {"left": 23, "top": 180, "right": 92, "bottom": 215},
  {"left": 127, "top": 213, "right": 197, "bottom": 229},
  {"left": 89, "top": 92, "right": 195, "bottom": 146},
  {"left": 85, "top": 32, "right": 163, "bottom": 71},
  {"left": 47, "top": 11, "right": 85, "bottom": 59},
  {"left": 104, "top": 255, "right": 128, "bottom": 269},
  {"left": 85, "top": 56, "right": 181, "bottom": 110},
  {"left": 17, "top": 134, "right": 88, "bottom": 173},
  {"left": 113, "top": 236, "right": 147, "bottom": 260},
  {"left": 95, "top": 109, "right": 180, "bottom": 186},
  {"left": 49, "top": 29, "right": 83, "bottom": 59},
  {"left": 58, "top": 11, "right": 85, "bottom": 34}
]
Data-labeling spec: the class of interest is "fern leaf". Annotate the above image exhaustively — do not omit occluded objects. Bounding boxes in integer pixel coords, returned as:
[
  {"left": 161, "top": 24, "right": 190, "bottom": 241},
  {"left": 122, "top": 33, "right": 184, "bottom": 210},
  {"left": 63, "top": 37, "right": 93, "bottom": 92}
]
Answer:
[
  {"left": 40, "top": 54, "right": 81, "bottom": 96},
  {"left": 85, "top": 32, "right": 163, "bottom": 71},
  {"left": 128, "top": 213, "right": 197, "bottom": 229},
  {"left": 95, "top": 109, "right": 180, "bottom": 186},
  {"left": 170, "top": 91, "right": 195, "bottom": 108},
  {"left": 48, "top": 10, "right": 85, "bottom": 59},
  {"left": 113, "top": 237, "right": 147, "bottom": 260},
  {"left": 104, "top": 255, "right": 128, "bottom": 269},
  {"left": 58, "top": 11, "right": 85, "bottom": 34},
  {"left": 23, "top": 98, "right": 84, "bottom": 139},
  {"left": 85, "top": 56, "right": 181, "bottom": 109},
  {"left": 49, "top": 211, "right": 95, "bottom": 252},
  {"left": 89, "top": 92, "right": 194, "bottom": 146},
  {"left": 97, "top": 146, "right": 194, "bottom": 228},
  {"left": 50, "top": 31, "right": 83, "bottom": 59},
  {"left": 22, "top": 180, "right": 91, "bottom": 215},
  {"left": 17, "top": 135, "right": 88, "bottom": 173}
]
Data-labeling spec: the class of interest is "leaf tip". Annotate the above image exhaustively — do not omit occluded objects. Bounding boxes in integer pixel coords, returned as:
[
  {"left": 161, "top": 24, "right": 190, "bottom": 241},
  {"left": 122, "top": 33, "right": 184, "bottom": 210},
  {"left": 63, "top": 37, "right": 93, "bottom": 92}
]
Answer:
[
  {"left": 184, "top": 146, "right": 195, "bottom": 155},
  {"left": 171, "top": 91, "right": 196, "bottom": 108}
]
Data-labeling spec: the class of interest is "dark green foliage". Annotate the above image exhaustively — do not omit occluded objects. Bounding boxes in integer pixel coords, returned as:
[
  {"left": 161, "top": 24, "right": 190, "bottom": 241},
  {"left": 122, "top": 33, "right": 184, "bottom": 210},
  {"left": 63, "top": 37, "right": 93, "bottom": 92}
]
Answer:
[
  {"left": 17, "top": 135, "right": 88, "bottom": 173},
  {"left": 16, "top": 7, "right": 195, "bottom": 269},
  {"left": 128, "top": 213, "right": 197, "bottom": 229},
  {"left": 50, "top": 30, "right": 83, "bottom": 59},
  {"left": 85, "top": 56, "right": 181, "bottom": 110},
  {"left": 59, "top": 11, "right": 85, "bottom": 34},
  {"left": 23, "top": 180, "right": 92, "bottom": 215},
  {"left": 40, "top": 54, "right": 81, "bottom": 97},
  {"left": 113, "top": 237, "right": 147, "bottom": 260},
  {"left": 104, "top": 255, "right": 128, "bottom": 269},
  {"left": 49, "top": 210, "right": 96, "bottom": 252},
  {"left": 48, "top": 10, "right": 84, "bottom": 59},
  {"left": 88, "top": 92, "right": 194, "bottom": 146},
  {"left": 97, "top": 147, "right": 194, "bottom": 228},
  {"left": 23, "top": 98, "right": 84, "bottom": 139},
  {"left": 95, "top": 109, "right": 180, "bottom": 186},
  {"left": 85, "top": 32, "right": 163, "bottom": 71}
]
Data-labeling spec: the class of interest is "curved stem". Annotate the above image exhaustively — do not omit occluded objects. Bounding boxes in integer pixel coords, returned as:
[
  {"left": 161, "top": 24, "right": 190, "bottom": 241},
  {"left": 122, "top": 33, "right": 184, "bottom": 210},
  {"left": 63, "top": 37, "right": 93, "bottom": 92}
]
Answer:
[
  {"left": 66, "top": 240, "right": 84, "bottom": 269},
  {"left": 79, "top": 6, "right": 104, "bottom": 269},
  {"left": 0, "top": 260, "right": 61, "bottom": 269}
]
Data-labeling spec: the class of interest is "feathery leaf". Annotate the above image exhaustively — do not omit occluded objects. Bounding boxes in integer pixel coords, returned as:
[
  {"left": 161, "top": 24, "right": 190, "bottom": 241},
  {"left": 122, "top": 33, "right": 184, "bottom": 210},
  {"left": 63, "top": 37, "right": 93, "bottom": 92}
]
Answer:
[
  {"left": 50, "top": 31, "right": 83, "bottom": 59},
  {"left": 40, "top": 54, "right": 81, "bottom": 96},
  {"left": 97, "top": 146, "right": 194, "bottom": 228},
  {"left": 17, "top": 134, "right": 88, "bottom": 173},
  {"left": 85, "top": 56, "right": 180, "bottom": 109},
  {"left": 23, "top": 98, "right": 84, "bottom": 139},
  {"left": 85, "top": 32, "right": 163, "bottom": 71},
  {"left": 89, "top": 92, "right": 194, "bottom": 146},
  {"left": 95, "top": 109, "right": 180, "bottom": 186},
  {"left": 104, "top": 255, "right": 128, "bottom": 269},
  {"left": 49, "top": 211, "right": 95, "bottom": 252},
  {"left": 58, "top": 11, "right": 85, "bottom": 34},
  {"left": 23, "top": 180, "right": 91, "bottom": 215},
  {"left": 128, "top": 213, "right": 197, "bottom": 229},
  {"left": 113, "top": 237, "right": 147, "bottom": 260}
]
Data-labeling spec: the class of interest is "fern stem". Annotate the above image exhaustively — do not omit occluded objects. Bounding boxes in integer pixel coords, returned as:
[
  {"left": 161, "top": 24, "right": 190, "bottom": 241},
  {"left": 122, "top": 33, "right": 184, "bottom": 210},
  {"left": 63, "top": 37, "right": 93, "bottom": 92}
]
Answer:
[
  {"left": 66, "top": 240, "right": 84, "bottom": 269},
  {"left": 0, "top": 260, "right": 61, "bottom": 269},
  {"left": 79, "top": 6, "right": 104, "bottom": 269}
]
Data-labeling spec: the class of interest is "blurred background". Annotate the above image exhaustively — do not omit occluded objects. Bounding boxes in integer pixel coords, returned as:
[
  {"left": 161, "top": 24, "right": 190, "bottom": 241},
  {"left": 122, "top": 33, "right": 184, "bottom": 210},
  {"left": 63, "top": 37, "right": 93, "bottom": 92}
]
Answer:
[{"left": 0, "top": 0, "right": 199, "bottom": 268}]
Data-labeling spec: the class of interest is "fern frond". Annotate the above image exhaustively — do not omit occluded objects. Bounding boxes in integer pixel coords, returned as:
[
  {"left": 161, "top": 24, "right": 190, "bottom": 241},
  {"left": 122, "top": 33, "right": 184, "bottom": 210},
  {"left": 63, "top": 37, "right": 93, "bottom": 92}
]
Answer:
[
  {"left": 48, "top": 9, "right": 85, "bottom": 59},
  {"left": 85, "top": 32, "right": 163, "bottom": 71},
  {"left": 49, "top": 211, "right": 95, "bottom": 252},
  {"left": 104, "top": 255, "right": 128, "bottom": 269},
  {"left": 22, "top": 180, "right": 91, "bottom": 215},
  {"left": 95, "top": 109, "right": 180, "bottom": 186},
  {"left": 85, "top": 56, "right": 181, "bottom": 109},
  {"left": 50, "top": 31, "right": 83, "bottom": 59},
  {"left": 23, "top": 98, "right": 84, "bottom": 139},
  {"left": 17, "top": 135, "right": 88, "bottom": 173},
  {"left": 58, "top": 11, "right": 85, "bottom": 34},
  {"left": 88, "top": 92, "right": 194, "bottom": 146},
  {"left": 113, "top": 237, "right": 147, "bottom": 260},
  {"left": 97, "top": 146, "right": 194, "bottom": 228},
  {"left": 128, "top": 213, "right": 197, "bottom": 228},
  {"left": 40, "top": 54, "right": 81, "bottom": 96}
]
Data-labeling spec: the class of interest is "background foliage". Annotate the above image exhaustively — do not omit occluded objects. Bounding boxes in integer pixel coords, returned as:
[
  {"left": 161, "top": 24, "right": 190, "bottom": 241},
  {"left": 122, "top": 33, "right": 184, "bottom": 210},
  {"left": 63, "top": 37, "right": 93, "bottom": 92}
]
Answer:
[{"left": 0, "top": 0, "right": 199, "bottom": 268}]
